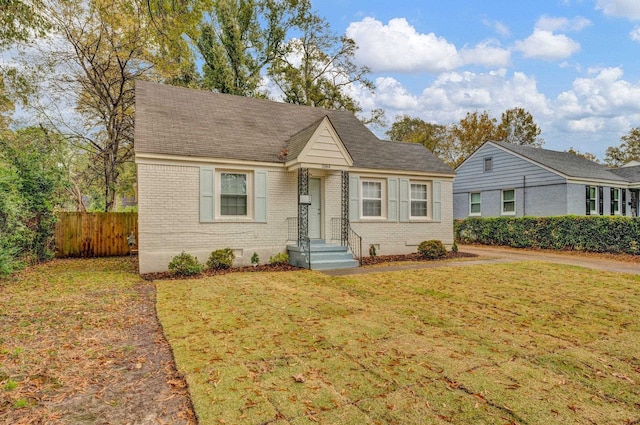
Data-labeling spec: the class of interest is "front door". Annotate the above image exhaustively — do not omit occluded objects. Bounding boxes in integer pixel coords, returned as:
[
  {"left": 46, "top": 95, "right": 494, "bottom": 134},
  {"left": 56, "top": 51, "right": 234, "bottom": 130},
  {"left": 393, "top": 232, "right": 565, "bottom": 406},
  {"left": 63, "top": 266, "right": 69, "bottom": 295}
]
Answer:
[{"left": 308, "top": 178, "right": 321, "bottom": 239}]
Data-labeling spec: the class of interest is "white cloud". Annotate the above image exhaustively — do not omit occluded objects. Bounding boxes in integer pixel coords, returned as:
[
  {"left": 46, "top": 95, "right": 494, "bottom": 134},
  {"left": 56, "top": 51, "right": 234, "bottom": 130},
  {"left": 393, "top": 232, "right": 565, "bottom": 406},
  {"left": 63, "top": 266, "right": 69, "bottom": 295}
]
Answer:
[
  {"left": 460, "top": 40, "right": 511, "bottom": 68},
  {"left": 514, "top": 29, "right": 581, "bottom": 61},
  {"left": 536, "top": 15, "right": 592, "bottom": 31},
  {"left": 346, "top": 17, "right": 511, "bottom": 73},
  {"left": 483, "top": 19, "right": 511, "bottom": 37},
  {"left": 346, "top": 17, "right": 462, "bottom": 73},
  {"left": 630, "top": 25, "right": 640, "bottom": 41},
  {"left": 596, "top": 0, "right": 640, "bottom": 20}
]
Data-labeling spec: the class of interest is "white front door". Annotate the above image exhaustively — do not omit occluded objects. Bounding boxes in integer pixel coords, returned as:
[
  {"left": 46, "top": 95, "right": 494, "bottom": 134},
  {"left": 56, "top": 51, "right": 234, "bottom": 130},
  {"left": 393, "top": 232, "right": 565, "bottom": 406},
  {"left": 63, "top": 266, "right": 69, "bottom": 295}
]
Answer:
[{"left": 308, "top": 178, "right": 321, "bottom": 239}]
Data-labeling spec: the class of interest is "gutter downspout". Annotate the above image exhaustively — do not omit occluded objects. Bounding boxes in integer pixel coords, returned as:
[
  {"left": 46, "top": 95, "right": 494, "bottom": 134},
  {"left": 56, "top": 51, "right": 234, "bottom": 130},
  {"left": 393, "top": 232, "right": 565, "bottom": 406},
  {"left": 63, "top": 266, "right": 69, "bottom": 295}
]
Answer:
[{"left": 523, "top": 176, "right": 526, "bottom": 216}]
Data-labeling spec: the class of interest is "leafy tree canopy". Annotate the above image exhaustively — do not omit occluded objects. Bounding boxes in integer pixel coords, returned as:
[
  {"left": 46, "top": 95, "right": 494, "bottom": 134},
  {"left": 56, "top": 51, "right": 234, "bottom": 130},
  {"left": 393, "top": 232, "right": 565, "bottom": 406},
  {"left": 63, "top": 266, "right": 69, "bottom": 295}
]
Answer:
[{"left": 604, "top": 127, "right": 640, "bottom": 167}]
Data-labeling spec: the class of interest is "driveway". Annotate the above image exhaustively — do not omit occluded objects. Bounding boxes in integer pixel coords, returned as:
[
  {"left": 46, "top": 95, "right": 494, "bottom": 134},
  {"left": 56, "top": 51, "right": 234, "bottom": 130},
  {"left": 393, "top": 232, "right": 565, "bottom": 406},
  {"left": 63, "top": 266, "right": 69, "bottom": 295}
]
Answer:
[{"left": 325, "top": 245, "right": 640, "bottom": 276}]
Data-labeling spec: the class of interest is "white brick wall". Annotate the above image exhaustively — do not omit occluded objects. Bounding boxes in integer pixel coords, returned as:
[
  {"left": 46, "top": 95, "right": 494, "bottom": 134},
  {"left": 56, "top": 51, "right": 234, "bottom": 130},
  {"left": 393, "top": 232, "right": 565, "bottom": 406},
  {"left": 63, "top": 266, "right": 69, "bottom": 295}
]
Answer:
[{"left": 138, "top": 161, "right": 454, "bottom": 273}]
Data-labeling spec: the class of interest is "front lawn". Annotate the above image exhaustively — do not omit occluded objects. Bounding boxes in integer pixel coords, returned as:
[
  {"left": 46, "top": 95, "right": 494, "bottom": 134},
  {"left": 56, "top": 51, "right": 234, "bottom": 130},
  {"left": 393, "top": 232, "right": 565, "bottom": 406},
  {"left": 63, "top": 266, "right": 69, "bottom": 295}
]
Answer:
[{"left": 156, "top": 263, "right": 640, "bottom": 424}]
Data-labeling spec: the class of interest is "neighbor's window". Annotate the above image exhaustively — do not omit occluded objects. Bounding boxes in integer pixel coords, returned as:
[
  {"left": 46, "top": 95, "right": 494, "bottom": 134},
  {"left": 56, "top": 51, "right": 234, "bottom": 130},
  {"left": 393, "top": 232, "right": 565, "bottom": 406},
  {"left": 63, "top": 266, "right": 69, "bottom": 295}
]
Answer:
[
  {"left": 220, "top": 173, "right": 247, "bottom": 216},
  {"left": 484, "top": 157, "right": 493, "bottom": 172},
  {"left": 502, "top": 189, "right": 515, "bottom": 215},
  {"left": 410, "top": 183, "right": 428, "bottom": 217},
  {"left": 470, "top": 192, "right": 481, "bottom": 216},
  {"left": 612, "top": 188, "right": 620, "bottom": 215},
  {"left": 587, "top": 185, "right": 597, "bottom": 215},
  {"left": 362, "top": 180, "right": 383, "bottom": 217}
]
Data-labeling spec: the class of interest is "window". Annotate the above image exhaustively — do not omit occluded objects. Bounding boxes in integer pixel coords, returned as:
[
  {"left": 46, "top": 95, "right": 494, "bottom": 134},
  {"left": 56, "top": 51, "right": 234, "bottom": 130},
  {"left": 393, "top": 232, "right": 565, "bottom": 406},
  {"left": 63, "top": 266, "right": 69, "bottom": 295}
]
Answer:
[
  {"left": 220, "top": 173, "right": 247, "bottom": 216},
  {"left": 484, "top": 157, "right": 493, "bottom": 172},
  {"left": 410, "top": 183, "right": 428, "bottom": 217},
  {"left": 502, "top": 189, "right": 515, "bottom": 215},
  {"left": 470, "top": 192, "right": 481, "bottom": 216},
  {"left": 587, "top": 186, "right": 597, "bottom": 215},
  {"left": 612, "top": 188, "right": 620, "bottom": 215},
  {"left": 362, "top": 180, "right": 383, "bottom": 217}
]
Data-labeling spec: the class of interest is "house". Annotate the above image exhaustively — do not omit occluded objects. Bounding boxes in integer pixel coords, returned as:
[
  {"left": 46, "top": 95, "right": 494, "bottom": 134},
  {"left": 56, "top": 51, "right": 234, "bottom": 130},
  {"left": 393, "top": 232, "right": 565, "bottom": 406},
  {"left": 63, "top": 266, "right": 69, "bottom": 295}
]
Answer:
[
  {"left": 453, "top": 141, "right": 640, "bottom": 219},
  {"left": 134, "top": 81, "right": 455, "bottom": 273}
]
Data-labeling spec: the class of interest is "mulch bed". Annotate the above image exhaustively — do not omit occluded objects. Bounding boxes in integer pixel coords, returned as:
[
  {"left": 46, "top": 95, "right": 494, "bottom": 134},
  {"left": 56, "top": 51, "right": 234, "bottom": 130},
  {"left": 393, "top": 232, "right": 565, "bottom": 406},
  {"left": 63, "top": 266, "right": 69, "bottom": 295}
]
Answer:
[{"left": 141, "top": 251, "right": 477, "bottom": 280}]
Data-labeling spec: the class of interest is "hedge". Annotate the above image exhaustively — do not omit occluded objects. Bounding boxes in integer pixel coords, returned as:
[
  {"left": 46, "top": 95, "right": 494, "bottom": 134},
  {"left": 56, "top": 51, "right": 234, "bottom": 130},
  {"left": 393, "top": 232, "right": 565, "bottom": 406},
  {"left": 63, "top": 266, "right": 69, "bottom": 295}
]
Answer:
[{"left": 455, "top": 216, "right": 640, "bottom": 255}]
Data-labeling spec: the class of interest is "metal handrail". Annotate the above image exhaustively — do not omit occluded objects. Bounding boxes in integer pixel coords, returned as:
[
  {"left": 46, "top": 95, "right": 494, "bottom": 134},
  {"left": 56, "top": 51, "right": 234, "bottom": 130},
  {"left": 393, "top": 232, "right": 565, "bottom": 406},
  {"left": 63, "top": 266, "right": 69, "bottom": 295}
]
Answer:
[
  {"left": 331, "top": 217, "right": 362, "bottom": 265},
  {"left": 347, "top": 226, "right": 363, "bottom": 266}
]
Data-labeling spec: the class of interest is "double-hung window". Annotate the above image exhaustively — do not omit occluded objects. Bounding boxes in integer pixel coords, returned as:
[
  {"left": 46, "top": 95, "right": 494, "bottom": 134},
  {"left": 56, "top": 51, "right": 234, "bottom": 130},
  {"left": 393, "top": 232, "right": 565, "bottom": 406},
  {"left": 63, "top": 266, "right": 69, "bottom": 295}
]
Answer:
[
  {"left": 611, "top": 188, "right": 620, "bottom": 215},
  {"left": 587, "top": 186, "right": 597, "bottom": 215},
  {"left": 362, "top": 180, "right": 383, "bottom": 217},
  {"left": 410, "top": 183, "right": 428, "bottom": 217},
  {"left": 502, "top": 189, "right": 515, "bottom": 215},
  {"left": 470, "top": 192, "right": 481, "bottom": 216},
  {"left": 220, "top": 172, "right": 248, "bottom": 216}
]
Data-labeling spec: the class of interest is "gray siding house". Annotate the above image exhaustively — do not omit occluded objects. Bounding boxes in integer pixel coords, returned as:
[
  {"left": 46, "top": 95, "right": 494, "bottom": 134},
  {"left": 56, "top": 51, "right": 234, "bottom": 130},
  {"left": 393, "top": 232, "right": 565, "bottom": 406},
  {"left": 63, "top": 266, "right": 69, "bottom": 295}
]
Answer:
[
  {"left": 135, "top": 81, "right": 456, "bottom": 273},
  {"left": 454, "top": 141, "right": 639, "bottom": 219}
]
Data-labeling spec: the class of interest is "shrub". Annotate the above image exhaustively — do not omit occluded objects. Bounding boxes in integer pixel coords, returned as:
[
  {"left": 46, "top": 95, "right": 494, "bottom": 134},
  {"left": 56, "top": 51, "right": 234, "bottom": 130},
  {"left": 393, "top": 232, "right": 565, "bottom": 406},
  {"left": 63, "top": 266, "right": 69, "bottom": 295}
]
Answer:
[
  {"left": 369, "top": 244, "right": 377, "bottom": 257},
  {"left": 251, "top": 252, "right": 260, "bottom": 265},
  {"left": 207, "top": 248, "right": 235, "bottom": 270},
  {"left": 451, "top": 241, "right": 458, "bottom": 253},
  {"left": 269, "top": 252, "right": 289, "bottom": 265},
  {"left": 168, "top": 252, "right": 204, "bottom": 276},
  {"left": 417, "top": 240, "right": 447, "bottom": 260},
  {"left": 454, "top": 216, "right": 640, "bottom": 255}
]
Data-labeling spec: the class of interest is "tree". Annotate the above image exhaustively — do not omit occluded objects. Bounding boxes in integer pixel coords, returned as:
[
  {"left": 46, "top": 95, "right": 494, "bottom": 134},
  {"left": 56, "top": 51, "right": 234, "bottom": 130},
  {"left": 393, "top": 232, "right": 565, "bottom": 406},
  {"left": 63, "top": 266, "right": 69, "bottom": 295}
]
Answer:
[
  {"left": 604, "top": 127, "right": 640, "bottom": 167},
  {"left": 0, "top": 0, "right": 49, "bottom": 47},
  {"left": 566, "top": 147, "right": 599, "bottom": 163},
  {"left": 497, "top": 107, "right": 543, "bottom": 147},
  {"left": 197, "top": 0, "right": 307, "bottom": 96},
  {"left": 26, "top": 0, "right": 196, "bottom": 211},
  {"left": 448, "top": 111, "right": 500, "bottom": 168},
  {"left": 386, "top": 115, "right": 449, "bottom": 156},
  {"left": 0, "top": 126, "right": 67, "bottom": 275},
  {"left": 268, "top": 9, "right": 373, "bottom": 113}
]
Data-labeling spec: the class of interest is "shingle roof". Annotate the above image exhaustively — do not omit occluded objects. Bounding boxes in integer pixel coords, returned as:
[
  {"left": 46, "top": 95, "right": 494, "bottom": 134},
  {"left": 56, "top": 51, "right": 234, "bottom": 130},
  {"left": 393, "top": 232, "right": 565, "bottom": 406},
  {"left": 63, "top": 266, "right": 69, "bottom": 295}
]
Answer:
[
  {"left": 134, "top": 81, "right": 454, "bottom": 175},
  {"left": 492, "top": 141, "right": 628, "bottom": 182},
  {"left": 610, "top": 165, "right": 640, "bottom": 183}
]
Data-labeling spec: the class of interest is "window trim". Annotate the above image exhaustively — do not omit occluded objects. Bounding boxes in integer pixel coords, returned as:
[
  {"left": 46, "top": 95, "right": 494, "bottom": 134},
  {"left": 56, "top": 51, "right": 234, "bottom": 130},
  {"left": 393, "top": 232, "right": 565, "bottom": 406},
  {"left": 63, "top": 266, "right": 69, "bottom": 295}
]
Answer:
[
  {"left": 501, "top": 189, "right": 516, "bottom": 216},
  {"left": 360, "top": 179, "right": 386, "bottom": 219},
  {"left": 409, "top": 181, "right": 429, "bottom": 219},
  {"left": 217, "top": 170, "right": 253, "bottom": 220},
  {"left": 469, "top": 192, "right": 481, "bottom": 216},
  {"left": 484, "top": 157, "right": 493, "bottom": 172}
]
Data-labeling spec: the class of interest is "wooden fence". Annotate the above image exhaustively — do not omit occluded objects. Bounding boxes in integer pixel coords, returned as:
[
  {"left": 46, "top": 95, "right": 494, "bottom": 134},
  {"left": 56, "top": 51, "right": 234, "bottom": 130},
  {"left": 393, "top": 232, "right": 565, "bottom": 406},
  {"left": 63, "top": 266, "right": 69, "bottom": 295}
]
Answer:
[{"left": 55, "top": 212, "right": 138, "bottom": 258}]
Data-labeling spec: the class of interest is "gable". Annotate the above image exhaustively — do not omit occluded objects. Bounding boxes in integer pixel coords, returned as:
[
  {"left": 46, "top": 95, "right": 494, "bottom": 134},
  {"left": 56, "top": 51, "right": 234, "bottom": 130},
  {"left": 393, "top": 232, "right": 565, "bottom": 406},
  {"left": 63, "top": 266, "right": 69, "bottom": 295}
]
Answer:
[{"left": 287, "top": 117, "right": 353, "bottom": 170}]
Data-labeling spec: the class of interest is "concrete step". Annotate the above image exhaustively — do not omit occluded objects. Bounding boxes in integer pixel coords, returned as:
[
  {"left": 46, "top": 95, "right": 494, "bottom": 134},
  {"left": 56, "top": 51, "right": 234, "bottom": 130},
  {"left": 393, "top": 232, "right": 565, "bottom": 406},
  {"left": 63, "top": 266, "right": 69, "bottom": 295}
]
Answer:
[{"left": 288, "top": 240, "right": 359, "bottom": 270}]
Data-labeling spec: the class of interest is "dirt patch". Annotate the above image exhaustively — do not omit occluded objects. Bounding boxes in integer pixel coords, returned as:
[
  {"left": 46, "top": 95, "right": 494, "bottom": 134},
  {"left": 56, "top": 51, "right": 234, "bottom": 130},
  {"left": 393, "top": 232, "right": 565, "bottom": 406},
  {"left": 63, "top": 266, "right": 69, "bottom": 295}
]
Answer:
[
  {"left": 0, "top": 258, "right": 196, "bottom": 425},
  {"left": 53, "top": 282, "right": 197, "bottom": 425}
]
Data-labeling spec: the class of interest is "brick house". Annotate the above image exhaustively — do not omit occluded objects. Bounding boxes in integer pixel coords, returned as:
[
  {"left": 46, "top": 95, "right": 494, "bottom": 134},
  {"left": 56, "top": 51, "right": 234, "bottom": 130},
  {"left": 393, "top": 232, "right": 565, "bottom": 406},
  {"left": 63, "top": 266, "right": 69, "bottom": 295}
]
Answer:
[{"left": 134, "top": 81, "right": 455, "bottom": 273}]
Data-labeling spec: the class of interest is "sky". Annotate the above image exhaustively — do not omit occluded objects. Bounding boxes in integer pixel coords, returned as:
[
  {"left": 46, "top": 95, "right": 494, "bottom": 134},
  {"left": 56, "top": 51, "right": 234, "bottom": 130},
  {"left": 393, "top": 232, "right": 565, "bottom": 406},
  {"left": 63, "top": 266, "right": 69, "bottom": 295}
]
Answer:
[{"left": 309, "top": 0, "right": 640, "bottom": 159}]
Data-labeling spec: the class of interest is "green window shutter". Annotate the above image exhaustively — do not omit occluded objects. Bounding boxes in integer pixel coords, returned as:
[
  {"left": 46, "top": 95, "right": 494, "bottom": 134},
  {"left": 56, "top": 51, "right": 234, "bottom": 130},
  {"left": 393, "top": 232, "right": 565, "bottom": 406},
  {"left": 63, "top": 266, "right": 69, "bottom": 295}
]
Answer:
[
  {"left": 200, "top": 167, "right": 215, "bottom": 222},
  {"left": 349, "top": 175, "right": 360, "bottom": 221},
  {"left": 585, "top": 185, "right": 590, "bottom": 215},
  {"left": 388, "top": 178, "right": 398, "bottom": 222},
  {"left": 399, "top": 179, "right": 409, "bottom": 222},
  {"left": 433, "top": 181, "right": 442, "bottom": 221},
  {"left": 254, "top": 170, "right": 268, "bottom": 223}
]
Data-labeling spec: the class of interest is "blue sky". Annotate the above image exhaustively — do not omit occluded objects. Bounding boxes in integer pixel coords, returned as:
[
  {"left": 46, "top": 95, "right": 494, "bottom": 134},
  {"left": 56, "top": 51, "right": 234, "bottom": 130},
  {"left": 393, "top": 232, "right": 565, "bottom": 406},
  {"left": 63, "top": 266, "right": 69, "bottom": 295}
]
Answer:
[{"left": 309, "top": 0, "right": 640, "bottom": 159}]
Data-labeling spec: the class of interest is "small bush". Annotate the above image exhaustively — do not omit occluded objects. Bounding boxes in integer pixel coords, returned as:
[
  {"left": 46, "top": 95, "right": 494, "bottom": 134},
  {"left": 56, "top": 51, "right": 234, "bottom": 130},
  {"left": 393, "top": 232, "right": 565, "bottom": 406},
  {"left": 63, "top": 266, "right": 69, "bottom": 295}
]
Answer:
[
  {"left": 251, "top": 252, "right": 260, "bottom": 265},
  {"left": 168, "top": 252, "right": 204, "bottom": 276},
  {"left": 369, "top": 244, "right": 377, "bottom": 257},
  {"left": 417, "top": 240, "right": 447, "bottom": 260},
  {"left": 207, "top": 248, "right": 235, "bottom": 270},
  {"left": 269, "top": 252, "right": 289, "bottom": 265},
  {"left": 451, "top": 241, "right": 458, "bottom": 253}
]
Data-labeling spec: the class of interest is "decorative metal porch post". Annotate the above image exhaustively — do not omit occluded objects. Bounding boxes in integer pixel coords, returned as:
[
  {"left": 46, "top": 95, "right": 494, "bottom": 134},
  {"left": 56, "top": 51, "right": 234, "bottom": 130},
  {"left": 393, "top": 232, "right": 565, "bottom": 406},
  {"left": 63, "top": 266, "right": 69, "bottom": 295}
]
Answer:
[
  {"left": 341, "top": 170, "right": 350, "bottom": 246},
  {"left": 297, "top": 168, "right": 309, "bottom": 247}
]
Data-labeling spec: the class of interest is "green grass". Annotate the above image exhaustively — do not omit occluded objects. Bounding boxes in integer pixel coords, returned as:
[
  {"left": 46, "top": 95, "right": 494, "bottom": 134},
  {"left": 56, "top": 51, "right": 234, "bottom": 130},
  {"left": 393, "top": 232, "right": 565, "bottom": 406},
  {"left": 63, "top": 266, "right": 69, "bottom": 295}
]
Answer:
[{"left": 156, "top": 262, "right": 640, "bottom": 425}]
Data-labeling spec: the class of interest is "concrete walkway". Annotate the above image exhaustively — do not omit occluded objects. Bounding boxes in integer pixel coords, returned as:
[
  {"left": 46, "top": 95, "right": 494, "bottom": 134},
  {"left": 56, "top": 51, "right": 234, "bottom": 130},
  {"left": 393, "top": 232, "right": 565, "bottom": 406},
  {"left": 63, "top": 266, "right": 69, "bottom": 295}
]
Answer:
[{"left": 324, "top": 245, "right": 639, "bottom": 276}]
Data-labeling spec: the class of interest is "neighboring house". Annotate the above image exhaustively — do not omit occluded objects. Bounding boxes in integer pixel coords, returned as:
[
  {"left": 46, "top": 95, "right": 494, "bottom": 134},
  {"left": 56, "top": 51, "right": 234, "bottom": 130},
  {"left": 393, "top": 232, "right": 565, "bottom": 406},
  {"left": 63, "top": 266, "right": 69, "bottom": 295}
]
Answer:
[
  {"left": 453, "top": 141, "right": 640, "bottom": 219},
  {"left": 134, "top": 81, "right": 455, "bottom": 273}
]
